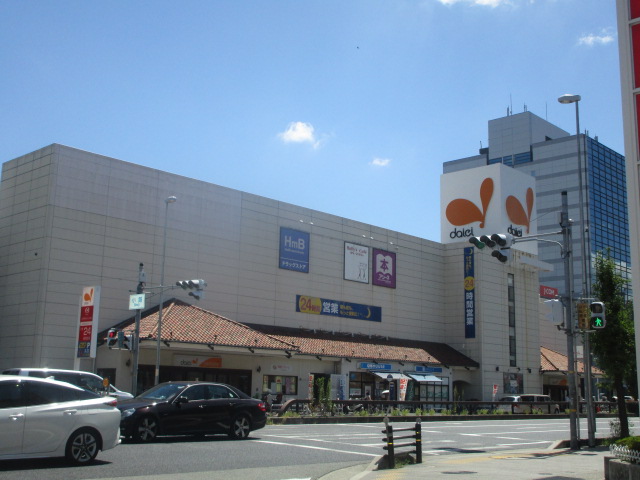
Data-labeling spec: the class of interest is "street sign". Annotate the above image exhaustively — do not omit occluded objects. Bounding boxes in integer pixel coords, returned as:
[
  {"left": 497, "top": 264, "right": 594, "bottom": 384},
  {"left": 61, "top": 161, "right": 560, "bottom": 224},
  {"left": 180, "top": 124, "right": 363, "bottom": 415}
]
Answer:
[{"left": 129, "top": 294, "right": 145, "bottom": 310}]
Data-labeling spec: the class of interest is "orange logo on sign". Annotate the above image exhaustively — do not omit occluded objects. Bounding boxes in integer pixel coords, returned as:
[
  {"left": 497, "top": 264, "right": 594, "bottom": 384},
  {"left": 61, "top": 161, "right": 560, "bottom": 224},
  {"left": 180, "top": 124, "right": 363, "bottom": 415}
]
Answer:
[
  {"left": 506, "top": 187, "right": 534, "bottom": 234},
  {"left": 83, "top": 288, "right": 94, "bottom": 303},
  {"left": 445, "top": 177, "right": 534, "bottom": 233},
  {"left": 446, "top": 178, "right": 494, "bottom": 228}
]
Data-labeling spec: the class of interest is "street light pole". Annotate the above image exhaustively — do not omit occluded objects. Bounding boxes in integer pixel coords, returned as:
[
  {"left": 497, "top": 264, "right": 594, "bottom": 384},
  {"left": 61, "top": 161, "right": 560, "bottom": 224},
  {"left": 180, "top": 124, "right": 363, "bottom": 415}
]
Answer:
[
  {"left": 559, "top": 94, "right": 595, "bottom": 446},
  {"left": 560, "top": 191, "right": 580, "bottom": 450},
  {"left": 154, "top": 196, "right": 176, "bottom": 385}
]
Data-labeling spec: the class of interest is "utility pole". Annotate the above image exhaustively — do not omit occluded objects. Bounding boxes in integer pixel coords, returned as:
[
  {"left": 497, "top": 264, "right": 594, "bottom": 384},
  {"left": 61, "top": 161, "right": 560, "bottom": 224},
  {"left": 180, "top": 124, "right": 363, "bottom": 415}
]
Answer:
[
  {"left": 561, "top": 191, "right": 580, "bottom": 450},
  {"left": 131, "top": 263, "right": 145, "bottom": 396}
]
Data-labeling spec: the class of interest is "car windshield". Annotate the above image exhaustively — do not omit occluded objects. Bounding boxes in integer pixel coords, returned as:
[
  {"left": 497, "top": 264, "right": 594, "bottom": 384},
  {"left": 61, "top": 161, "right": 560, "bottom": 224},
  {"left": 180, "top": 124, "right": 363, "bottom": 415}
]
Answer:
[{"left": 137, "top": 383, "right": 187, "bottom": 401}]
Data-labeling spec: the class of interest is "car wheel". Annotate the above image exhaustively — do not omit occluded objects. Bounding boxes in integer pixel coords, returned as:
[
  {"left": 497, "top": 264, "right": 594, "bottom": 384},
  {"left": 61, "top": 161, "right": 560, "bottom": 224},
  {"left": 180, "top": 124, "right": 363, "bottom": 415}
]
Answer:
[
  {"left": 65, "top": 428, "right": 100, "bottom": 465},
  {"left": 134, "top": 416, "right": 158, "bottom": 443},
  {"left": 228, "top": 415, "right": 251, "bottom": 439}
]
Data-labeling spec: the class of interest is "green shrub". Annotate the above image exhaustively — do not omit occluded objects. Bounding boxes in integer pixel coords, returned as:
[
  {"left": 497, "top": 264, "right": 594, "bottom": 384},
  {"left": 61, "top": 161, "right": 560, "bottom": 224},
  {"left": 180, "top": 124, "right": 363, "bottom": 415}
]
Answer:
[
  {"left": 281, "top": 410, "right": 300, "bottom": 418},
  {"left": 477, "top": 408, "right": 489, "bottom": 415},
  {"left": 614, "top": 436, "right": 640, "bottom": 451},
  {"left": 459, "top": 409, "right": 469, "bottom": 416}
]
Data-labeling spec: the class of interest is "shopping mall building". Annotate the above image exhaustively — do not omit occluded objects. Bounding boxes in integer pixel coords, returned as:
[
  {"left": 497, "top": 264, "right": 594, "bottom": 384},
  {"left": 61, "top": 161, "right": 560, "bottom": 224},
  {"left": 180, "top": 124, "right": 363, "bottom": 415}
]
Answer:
[{"left": 0, "top": 143, "right": 576, "bottom": 401}]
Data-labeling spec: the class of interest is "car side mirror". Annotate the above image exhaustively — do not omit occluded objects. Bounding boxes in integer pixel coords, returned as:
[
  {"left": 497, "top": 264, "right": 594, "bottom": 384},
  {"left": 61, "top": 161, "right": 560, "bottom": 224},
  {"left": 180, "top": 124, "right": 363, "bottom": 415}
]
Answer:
[{"left": 176, "top": 396, "right": 189, "bottom": 405}]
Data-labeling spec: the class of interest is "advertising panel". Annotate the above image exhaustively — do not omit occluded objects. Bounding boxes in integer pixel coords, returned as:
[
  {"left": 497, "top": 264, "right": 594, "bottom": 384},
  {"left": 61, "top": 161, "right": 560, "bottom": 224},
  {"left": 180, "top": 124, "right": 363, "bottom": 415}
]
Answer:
[
  {"left": 76, "top": 286, "right": 100, "bottom": 359},
  {"left": 296, "top": 295, "right": 381, "bottom": 322},
  {"left": 372, "top": 248, "right": 396, "bottom": 288},
  {"left": 279, "top": 227, "right": 310, "bottom": 273},
  {"left": 463, "top": 247, "right": 476, "bottom": 339},
  {"left": 440, "top": 163, "right": 537, "bottom": 254},
  {"left": 344, "top": 242, "right": 369, "bottom": 283}
]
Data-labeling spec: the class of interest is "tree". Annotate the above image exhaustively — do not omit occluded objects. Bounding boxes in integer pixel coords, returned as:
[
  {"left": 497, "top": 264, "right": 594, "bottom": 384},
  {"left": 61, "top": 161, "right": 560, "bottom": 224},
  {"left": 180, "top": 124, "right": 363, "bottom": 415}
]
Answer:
[{"left": 590, "top": 251, "right": 636, "bottom": 438}]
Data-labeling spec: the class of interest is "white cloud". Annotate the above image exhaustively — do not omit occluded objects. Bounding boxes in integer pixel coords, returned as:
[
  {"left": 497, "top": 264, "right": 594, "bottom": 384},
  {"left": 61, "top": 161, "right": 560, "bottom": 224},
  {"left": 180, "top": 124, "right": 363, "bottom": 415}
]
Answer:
[
  {"left": 578, "top": 29, "right": 615, "bottom": 47},
  {"left": 371, "top": 157, "right": 391, "bottom": 167},
  {"left": 278, "top": 121, "right": 320, "bottom": 148}
]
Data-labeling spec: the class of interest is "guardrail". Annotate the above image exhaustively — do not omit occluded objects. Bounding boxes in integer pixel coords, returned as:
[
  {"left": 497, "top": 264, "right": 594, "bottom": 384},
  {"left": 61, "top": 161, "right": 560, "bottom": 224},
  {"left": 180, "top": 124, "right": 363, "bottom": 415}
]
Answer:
[
  {"left": 276, "top": 399, "right": 636, "bottom": 417},
  {"left": 382, "top": 417, "right": 422, "bottom": 468}
]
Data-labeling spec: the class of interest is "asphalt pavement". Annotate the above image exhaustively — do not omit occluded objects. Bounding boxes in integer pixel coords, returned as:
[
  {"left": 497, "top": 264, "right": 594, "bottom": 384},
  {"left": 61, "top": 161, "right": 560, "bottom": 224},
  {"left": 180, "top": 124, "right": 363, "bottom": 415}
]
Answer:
[{"left": 319, "top": 443, "right": 610, "bottom": 480}]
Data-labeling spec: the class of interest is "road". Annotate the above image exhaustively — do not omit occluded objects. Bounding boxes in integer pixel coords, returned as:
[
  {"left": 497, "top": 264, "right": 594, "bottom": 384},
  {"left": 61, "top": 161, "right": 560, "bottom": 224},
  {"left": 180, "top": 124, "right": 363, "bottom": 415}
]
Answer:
[{"left": 0, "top": 417, "right": 616, "bottom": 480}]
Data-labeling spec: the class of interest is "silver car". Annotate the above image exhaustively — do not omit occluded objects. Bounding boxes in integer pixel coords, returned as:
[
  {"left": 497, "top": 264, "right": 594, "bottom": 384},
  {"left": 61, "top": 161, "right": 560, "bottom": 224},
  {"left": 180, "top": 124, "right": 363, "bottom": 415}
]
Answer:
[
  {"left": 0, "top": 375, "right": 121, "bottom": 464},
  {"left": 499, "top": 394, "right": 560, "bottom": 414}
]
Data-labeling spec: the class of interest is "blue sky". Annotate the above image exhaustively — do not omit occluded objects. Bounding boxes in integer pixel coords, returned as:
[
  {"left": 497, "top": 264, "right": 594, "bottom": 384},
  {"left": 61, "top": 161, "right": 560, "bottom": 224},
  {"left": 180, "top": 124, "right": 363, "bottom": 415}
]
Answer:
[{"left": 0, "top": 0, "right": 621, "bottom": 241}]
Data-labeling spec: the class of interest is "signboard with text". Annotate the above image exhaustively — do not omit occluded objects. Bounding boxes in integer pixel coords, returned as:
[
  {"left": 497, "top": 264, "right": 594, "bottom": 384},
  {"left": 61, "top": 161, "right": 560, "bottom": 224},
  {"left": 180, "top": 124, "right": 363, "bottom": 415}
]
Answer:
[
  {"left": 296, "top": 295, "right": 381, "bottom": 322},
  {"left": 76, "top": 286, "right": 100, "bottom": 359},
  {"left": 279, "top": 227, "right": 310, "bottom": 273}
]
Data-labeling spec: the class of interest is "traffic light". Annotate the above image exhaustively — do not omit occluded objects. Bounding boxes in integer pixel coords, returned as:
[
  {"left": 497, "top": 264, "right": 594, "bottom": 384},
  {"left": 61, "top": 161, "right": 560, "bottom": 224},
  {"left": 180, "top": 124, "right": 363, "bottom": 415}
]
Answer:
[
  {"left": 490, "top": 233, "right": 514, "bottom": 248},
  {"left": 106, "top": 328, "right": 118, "bottom": 348},
  {"left": 176, "top": 279, "right": 207, "bottom": 300},
  {"left": 468, "top": 233, "right": 513, "bottom": 263},
  {"left": 576, "top": 302, "right": 589, "bottom": 330},
  {"left": 116, "top": 331, "right": 133, "bottom": 350},
  {"left": 590, "top": 301, "right": 606, "bottom": 329}
]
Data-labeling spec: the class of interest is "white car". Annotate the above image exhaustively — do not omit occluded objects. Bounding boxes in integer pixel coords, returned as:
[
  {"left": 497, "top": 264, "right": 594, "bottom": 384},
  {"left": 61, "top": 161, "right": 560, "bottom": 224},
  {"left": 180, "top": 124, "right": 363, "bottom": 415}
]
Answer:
[
  {"left": 2, "top": 367, "right": 133, "bottom": 399},
  {"left": 0, "top": 375, "right": 121, "bottom": 464}
]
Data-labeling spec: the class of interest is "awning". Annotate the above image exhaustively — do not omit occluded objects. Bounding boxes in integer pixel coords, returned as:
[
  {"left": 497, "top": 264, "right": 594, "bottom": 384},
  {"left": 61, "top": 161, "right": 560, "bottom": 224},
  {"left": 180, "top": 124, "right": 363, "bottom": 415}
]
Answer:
[
  {"left": 372, "top": 372, "right": 411, "bottom": 380},
  {"left": 407, "top": 373, "right": 442, "bottom": 383}
]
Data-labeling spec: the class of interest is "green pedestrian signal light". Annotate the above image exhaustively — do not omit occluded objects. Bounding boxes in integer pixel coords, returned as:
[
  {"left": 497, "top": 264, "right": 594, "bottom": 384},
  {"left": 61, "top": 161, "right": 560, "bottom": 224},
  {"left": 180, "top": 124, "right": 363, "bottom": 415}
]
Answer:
[{"left": 590, "top": 301, "right": 606, "bottom": 329}]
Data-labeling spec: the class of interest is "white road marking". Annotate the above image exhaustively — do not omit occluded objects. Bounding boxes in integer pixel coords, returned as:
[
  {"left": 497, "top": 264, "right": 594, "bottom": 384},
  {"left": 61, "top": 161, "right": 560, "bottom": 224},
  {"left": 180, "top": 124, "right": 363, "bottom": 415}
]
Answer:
[{"left": 254, "top": 439, "right": 380, "bottom": 457}]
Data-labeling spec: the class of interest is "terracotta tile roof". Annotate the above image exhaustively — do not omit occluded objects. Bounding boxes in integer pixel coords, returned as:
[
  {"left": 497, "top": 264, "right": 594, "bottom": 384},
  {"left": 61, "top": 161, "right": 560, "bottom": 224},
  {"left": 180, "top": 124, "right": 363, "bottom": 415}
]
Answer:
[
  {"left": 246, "top": 324, "right": 480, "bottom": 368},
  {"left": 541, "top": 346, "right": 603, "bottom": 375},
  {"left": 101, "top": 298, "right": 478, "bottom": 367},
  {"left": 105, "top": 299, "right": 297, "bottom": 352}
]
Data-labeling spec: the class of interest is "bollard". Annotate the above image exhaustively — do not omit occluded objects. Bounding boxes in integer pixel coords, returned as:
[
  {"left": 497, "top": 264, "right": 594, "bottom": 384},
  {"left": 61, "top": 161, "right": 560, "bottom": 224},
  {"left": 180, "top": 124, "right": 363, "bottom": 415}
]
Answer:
[
  {"left": 415, "top": 418, "right": 422, "bottom": 464},
  {"left": 383, "top": 416, "right": 395, "bottom": 468}
]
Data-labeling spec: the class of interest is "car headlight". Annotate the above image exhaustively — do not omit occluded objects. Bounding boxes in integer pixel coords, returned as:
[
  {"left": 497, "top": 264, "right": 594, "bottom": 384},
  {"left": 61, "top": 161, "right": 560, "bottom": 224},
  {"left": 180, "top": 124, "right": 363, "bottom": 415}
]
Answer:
[{"left": 121, "top": 408, "right": 136, "bottom": 419}]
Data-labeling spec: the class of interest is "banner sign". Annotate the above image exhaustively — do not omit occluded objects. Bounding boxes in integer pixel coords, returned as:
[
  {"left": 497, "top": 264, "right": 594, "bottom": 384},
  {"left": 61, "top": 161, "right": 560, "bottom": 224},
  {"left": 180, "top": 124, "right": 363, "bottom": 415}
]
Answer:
[
  {"left": 76, "top": 286, "right": 101, "bottom": 359},
  {"left": 464, "top": 247, "right": 476, "bottom": 338},
  {"left": 296, "top": 295, "right": 381, "bottom": 322},
  {"left": 372, "top": 248, "right": 396, "bottom": 288},
  {"left": 344, "top": 242, "right": 369, "bottom": 283},
  {"left": 174, "top": 355, "right": 222, "bottom": 368},
  {"left": 279, "top": 227, "right": 310, "bottom": 273}
]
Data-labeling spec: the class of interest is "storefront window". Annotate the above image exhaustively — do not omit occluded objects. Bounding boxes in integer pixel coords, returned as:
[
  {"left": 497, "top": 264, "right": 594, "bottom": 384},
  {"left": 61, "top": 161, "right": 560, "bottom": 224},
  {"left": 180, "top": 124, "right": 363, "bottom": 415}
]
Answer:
[
  {"left": 349, "top": 372, "right": 375, "bottom": 399},
  {"left": 262, "top": 375, "right": 297, "bottom": 395}
]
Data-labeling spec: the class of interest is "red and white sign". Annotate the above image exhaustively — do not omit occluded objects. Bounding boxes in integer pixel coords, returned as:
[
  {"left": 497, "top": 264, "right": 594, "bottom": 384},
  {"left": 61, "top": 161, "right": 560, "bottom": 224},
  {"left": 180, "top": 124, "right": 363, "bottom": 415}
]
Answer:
[
  {"left": 539, "top": 285, "right": 559, "bottom": 299},
  {"left": 76, "top": 286, "right": 100, "bottom": 359}
]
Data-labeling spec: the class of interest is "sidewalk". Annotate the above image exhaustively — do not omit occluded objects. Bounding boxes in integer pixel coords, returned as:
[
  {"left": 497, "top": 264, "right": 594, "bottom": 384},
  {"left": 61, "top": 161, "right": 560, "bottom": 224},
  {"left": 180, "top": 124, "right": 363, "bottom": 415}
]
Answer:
[{"left": 322, "top": 445, "right": 610, "bottom": 480}]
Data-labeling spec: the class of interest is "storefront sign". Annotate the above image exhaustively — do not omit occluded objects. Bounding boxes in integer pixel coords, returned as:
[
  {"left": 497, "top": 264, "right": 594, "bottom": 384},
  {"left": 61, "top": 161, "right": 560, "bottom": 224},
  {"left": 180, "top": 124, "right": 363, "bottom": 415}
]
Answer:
[
  {"left": 539, "top": 284, "right": 559, "bottom": 298},
  {"left": 270, "top": 363, "right": 293, "bottom": 373},
  {"left": 296, "top": 295, "right": 381, "bottom": 322},
  {"left": 76, "top": 286, "right": 100, "bottom": 359},
  {"left": 358, "top": 362, "right": 392, "bottom": 370},
  {"left": 464, "top": 247, "right": 476, "bottom": 338},
  {"left": 372, "top": 248, "right": 396, "bottom": 288},
  {"left": 415, "top": 366, "right": 443, "bottom": 373},
  {"left": 279, "top": 227, "right": 310, "bottom": 273},
  {"left": 173, "top": 355, "right": 222, "bottom": 368},
  {"left": 344, "top": 242, "right": 369, "bottom": 283}
]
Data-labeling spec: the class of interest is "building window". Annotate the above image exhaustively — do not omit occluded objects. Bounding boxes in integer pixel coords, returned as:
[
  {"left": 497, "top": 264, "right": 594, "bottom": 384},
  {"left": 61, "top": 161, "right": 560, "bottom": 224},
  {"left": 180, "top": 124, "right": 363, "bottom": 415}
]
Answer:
[
  {"left": 262, "top": 375, "right": 297, "bottom": 395},
  {"left": 508, "top": 274, "right": 516, "bottom": 367}
]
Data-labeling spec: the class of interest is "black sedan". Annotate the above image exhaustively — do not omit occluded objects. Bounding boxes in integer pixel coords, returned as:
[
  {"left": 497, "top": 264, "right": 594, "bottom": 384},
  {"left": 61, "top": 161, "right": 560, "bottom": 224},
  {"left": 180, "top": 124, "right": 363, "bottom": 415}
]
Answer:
[{"left": 117, "top": 381, "right": 267, "bottom": 442}]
